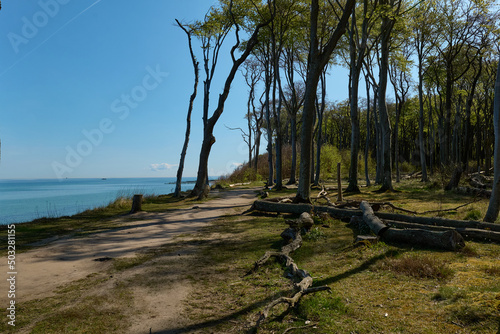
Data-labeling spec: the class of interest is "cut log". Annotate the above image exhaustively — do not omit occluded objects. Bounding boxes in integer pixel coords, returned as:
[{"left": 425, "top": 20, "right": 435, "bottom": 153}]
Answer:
[
  {"left": 130, "top": 194, "right": 143, "bottom": 214},
  {"left": 381, "top": 228, "right": 465, "bottom": 251},
  {"left": 360, "top": 201, "right": 389, "bottom": 236}
]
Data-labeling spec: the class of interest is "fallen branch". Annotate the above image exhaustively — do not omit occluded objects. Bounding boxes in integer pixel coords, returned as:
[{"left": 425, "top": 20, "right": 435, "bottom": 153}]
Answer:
[{"left": 247, "top": 213, "right": 330, "bottom": 332}]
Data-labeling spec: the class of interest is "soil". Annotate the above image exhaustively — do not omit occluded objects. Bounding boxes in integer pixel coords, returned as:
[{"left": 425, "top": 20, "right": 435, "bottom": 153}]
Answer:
[{"left": 0, "top": 187, "right": 259, "bottom": 334}]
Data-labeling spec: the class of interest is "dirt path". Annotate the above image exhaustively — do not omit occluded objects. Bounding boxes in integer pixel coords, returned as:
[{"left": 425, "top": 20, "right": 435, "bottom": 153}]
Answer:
[{"left": 0, "top": 187, "right": 259, "bottom": 333}]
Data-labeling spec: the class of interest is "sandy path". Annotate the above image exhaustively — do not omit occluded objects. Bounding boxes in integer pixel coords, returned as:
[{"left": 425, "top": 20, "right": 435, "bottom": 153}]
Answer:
[{"left": 0, "top": 187, "right": 258, "bottom": 332}]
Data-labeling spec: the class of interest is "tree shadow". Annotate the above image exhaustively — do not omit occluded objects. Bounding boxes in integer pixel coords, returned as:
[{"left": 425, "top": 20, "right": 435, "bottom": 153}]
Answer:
[{"left": 314, "top": 249, "right": 402, "bottom": 287}]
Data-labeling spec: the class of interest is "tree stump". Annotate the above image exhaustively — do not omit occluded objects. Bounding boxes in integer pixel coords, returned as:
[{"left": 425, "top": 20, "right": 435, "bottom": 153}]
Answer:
[{"left": 130, "top": 194, "right": 143, "bottom": 214}]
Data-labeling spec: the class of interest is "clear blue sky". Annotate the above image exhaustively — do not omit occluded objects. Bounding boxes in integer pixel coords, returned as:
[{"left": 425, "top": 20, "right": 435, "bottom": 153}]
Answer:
[{"left": 0, "top": 0, "right": 350, "bottom": 180}]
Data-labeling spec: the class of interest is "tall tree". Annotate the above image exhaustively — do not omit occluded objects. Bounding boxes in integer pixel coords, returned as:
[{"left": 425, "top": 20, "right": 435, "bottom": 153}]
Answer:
[
  {"left": 295, "top": 0, "right": 356, "bottom": 202},
  {"left": 484, "top": 58, "right": 500, "bottom": 223},
  {"left": 174, "top": 20, "right": 200, "bottom": 198},
  {"left": 346, "top": 0, "right": 377, "bottom": 193},
  {"left": 191, "top": 0, "right": 275, "bottom": 199},
  {"left": 377, "top": 0, "right": 402, "bottom": 192}
]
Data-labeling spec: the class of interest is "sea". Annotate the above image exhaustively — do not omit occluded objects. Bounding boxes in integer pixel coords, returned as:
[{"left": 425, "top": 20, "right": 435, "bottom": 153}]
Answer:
[{"left": 0, "top": 177, "right": 199, "bottom": 225}]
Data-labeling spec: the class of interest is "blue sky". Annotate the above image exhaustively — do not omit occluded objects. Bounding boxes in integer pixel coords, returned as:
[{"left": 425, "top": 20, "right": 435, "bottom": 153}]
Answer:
[{"left": 0, "top": 0, "right": 351, "bottom": 180}]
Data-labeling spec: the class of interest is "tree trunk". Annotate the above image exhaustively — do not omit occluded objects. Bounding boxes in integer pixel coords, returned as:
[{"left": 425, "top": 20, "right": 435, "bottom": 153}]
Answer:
[
  {"left": 295, "top": 0, "right": 355, "bottom": 202},
  {"left": 364, "top": 78, "right": 371, "bottom": 187},
  {"left": 288, "top": 115, "right": 297, "bottom": 184},
  {"left": 314, "top": 71, "right": 326, "bottom": 186},
  {"left": 378, "top": 2, "right": 394, "bottom": 192},
  {"left": 347, "top": 11, "right": 360, "bottom": 193},
  {"left": 484, "top": 59, "right": 500, "bottom": 222},
  {"left": 191, "top": 8, "right": 274, "bottom": 198},
  {"left": 360, "top": 201, "right": 389, "bottom": 236},
  {"left": 174, "top": 20, "right": 199, "bottom": 198},
  {"left": 417, "top": 54, "right": 428, "bottom": 182},
  {"left": 130, "top": 194, "right": 143, "bottom": 214},
  {"left": 265, "top": 58, "right": 274, "bottom": 188}
]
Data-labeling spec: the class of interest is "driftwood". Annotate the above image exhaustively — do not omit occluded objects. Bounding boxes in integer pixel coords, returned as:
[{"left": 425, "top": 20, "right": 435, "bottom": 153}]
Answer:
[
  {"left": 359, "top": 201, "right": 465, "bottom": 251},
  {"left": 247, "top": 213, "right": 330, "bottom": 332}
]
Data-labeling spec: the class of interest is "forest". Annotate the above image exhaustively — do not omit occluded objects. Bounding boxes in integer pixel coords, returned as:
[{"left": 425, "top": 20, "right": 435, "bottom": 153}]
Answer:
[{"left": 173, "top": 0, "right": 500, "bottom": 223}]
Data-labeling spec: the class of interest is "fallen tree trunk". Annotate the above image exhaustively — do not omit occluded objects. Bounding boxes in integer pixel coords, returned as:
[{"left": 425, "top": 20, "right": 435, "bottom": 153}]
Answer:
[
  {"left": 359, "top": 201, "right": 465, "bottom": 251},
  {"left": 382, "top": 228, "right": 465, "bottom": 251},
  {"left": 252, "top": 200, "right": 500, "bottom": 232},
  {"left": 456, "top": 186, "right": 491, "bottom": 198},
  {"left": 384, "top": 220, "right": 500, "bottom": 243},
  {"left": 251, "top": 200, "right": 313, "bottom": 215},
  {"left": 360, "top": 201, "right": 389, "bottom": 236},
  {"left": 375, "top": 212, "right": 500, "bottom": 233}
]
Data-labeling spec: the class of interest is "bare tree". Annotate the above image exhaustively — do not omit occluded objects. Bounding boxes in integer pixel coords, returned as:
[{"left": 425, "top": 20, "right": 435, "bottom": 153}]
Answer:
[
  {"left": 174, "top": 20, "right": 200, "bottom": 198},
  {"left": 190, "top": 0, "right": 275, "bottom": 199}
]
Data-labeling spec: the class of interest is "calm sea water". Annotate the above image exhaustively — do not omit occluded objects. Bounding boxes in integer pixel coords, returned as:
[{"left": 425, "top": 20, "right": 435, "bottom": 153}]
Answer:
[{"left": 0, "top": 177, "right": 198, "bottom": 225}]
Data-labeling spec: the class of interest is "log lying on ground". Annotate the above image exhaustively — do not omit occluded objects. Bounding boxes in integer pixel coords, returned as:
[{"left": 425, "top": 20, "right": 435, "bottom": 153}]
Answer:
[
  {"left": 251, "top": 200, "right": 500, "bottom": 244},
  {"left": 456, "top": 186, "right": 491, "bottom": 198},
  {"left": 384, "top": 219, "right": 500, "bottom": 243},
  {"left": 247, "top": 213, "right": 330, "bottom": 332},
  {"left": 251, "top": 200, "right": 314, "bottom": 215},
  {"left": 382, "top": 228, "right": 465, "bottom": 251},
  {"left": 359, "top": 201, "right": 465, "bottom": 251},
  {"left": 360, "top": 201, "right": 389, "bottom": 236},
  {"left": 253, "top": 200, "right": 500, "bottom": 232},
  {"left": 375, "top": 211, "right": 500, "bottom": 232}
]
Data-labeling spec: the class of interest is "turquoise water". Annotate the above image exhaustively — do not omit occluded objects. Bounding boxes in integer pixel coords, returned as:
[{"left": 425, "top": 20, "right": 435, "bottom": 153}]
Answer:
[{"left": 0, "top": 177, "right": 197, "bottom": 224}]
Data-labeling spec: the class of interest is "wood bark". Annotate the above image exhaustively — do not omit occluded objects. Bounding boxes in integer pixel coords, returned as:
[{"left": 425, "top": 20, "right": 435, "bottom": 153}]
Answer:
[
  {"left": 381, "top": 219, "right": 500, "bottom": 243},
  {"left": 295, "top": 0, "right": 356, "bottom": 202},
  {"left": 484, "top": 58, "right": 500, "bottom": 222},
  {"left": 191, "top": 3, "right": 275, "bottom": 199},
  {"left": 251, "top": 200, "right": 500, "bottom": 243},
  {"left": 130, "top": 194, "right": 143, "bottom": 214},
  {"left": 247, "top": 213, "right": 330, "bottom": 331},
  {"left": 377, "top": 0, "right": 398, "bottom": 192},
  {"left": 382, "top": 228, "right": 465, "bottom": 251},
  {"left": 174, "top": 20, "right": 199, "bottom": 198},
  {"left": 360, "top": 201, "right": 389, "bottom": 236}
]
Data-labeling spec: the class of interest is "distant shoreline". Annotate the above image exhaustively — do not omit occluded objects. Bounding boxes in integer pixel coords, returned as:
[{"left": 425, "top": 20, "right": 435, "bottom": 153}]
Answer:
[{"left": 0, "top": 177, "right": 214, "bottom": 225}]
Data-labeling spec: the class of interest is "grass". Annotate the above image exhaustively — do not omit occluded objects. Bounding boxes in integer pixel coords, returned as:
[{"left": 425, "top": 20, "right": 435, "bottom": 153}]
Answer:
[{"left": 1, "top": 178, "right": 500, "bottom": 333}]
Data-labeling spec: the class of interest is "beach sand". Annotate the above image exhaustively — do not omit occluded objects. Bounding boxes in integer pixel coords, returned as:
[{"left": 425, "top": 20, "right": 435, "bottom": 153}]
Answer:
[{"left": 1, "top": 187, "right": 259, "bottom": 333}]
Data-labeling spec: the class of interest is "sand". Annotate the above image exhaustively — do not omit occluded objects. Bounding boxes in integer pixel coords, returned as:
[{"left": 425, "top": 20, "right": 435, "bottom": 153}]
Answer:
[{"left": 0, "top": 187, "right": 258, "bottom": 333}]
